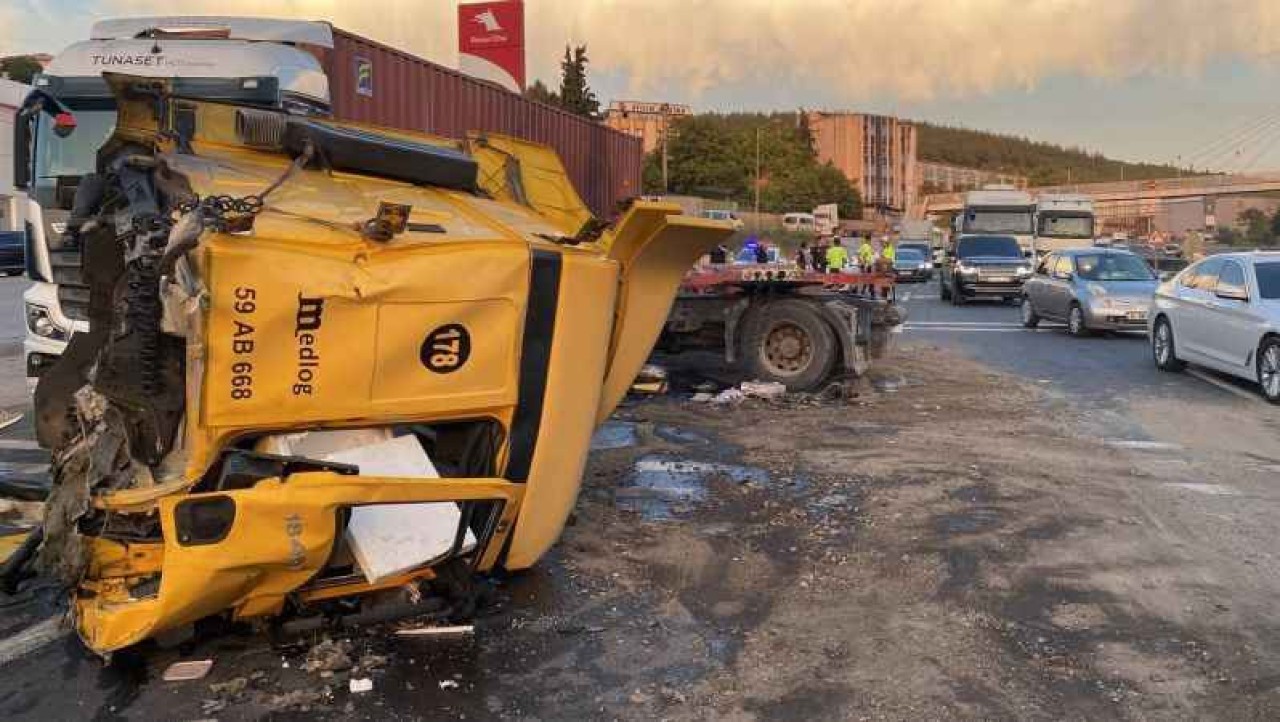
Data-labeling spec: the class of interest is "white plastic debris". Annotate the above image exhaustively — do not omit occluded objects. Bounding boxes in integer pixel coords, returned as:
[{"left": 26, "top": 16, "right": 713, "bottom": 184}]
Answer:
[
  {"left": 162, "top": 659, "right": 214, "bottom": 682},
  {"left": 739, "top": 380, "right": 787, "bottom": 400},
  {"left": 439, "top": 679, "right": 460, "bottom": 690},
  {"left": 395, "top": 624, "right": 475, "bottom": 638},
  {"left": 349, "top": 677, "right": 374, "bottom": 694},
  {"left": 710, "top": 388, "right": 745, "bottom": 405}
]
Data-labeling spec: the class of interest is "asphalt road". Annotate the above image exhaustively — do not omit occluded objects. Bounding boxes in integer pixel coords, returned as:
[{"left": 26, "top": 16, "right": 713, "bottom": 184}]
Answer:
[
  {"left": 0, "top": 276, "right": 28, "bottom": 357},
  {"left": 896, "top": 277, "right": 1259, "bottom": 413},
  {"left": 1, "top": 276, "right": 1279, "bottom": 719}
]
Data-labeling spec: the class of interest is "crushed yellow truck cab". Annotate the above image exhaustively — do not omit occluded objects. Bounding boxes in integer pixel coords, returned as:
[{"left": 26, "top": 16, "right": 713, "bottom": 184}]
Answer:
[{"left": 19, "top": 74, "right": 732, "bottom": 654}]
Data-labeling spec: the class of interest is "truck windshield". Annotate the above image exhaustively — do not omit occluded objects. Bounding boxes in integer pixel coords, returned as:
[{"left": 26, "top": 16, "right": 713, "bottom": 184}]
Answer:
[
  {"left": 1038, "top": 214, "right": 1094, "bottom": 238},
  {"left": 34, "top": 107, "right": 117, "bottom": 190},
  {"left": 1074, "top": 253, "right": 1154, "bottom": 281},
  {"left": 964, "top": 210, "right": 1032, "bottom": 234},
  {"left": 957, "top": 236, "right": 1021, "bottom": 258}
]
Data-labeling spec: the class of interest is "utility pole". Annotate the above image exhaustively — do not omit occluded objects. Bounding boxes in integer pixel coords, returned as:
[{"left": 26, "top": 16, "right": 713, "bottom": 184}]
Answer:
[
  {"left": 660, "top": 103, "right": 670, "bottom": 194},
  {"left": 754, "top": 125, "right": 762, "bottom": 232}
]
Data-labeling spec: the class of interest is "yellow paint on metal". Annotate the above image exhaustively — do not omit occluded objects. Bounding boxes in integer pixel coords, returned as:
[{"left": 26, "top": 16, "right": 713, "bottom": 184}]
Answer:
[{"left": 68, "top": 88, "right": 734, "bottom": 654}]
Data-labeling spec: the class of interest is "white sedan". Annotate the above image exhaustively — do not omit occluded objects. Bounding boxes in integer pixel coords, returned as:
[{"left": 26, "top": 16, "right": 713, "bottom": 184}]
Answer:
[{"left": 1150, "top": 251, "right": 1280, "bottom": 404}]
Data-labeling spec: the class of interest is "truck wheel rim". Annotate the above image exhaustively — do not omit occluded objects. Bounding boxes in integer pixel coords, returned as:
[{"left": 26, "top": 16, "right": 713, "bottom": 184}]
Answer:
[
  {"left": 1262, "top": 346, "right": 1280, "bottom": 398},
  {"left": 763, "top": 322, "right": 812, "bottom": 375},
  {"left": 1155, "top": 323, "right": 1171, "bottom": 363}
]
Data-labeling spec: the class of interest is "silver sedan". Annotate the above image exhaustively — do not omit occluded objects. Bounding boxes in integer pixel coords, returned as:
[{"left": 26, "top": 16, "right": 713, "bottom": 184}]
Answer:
[
  {"left": 1020, "top": 248, "right": 1157, "bottom": 336},
  {"left": 1150, "top": 251, "right": 1280, "bottom": 404}
]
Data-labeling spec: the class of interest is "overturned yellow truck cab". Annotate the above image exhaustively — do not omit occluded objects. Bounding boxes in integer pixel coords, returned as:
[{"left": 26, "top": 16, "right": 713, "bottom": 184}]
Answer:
[{"left": 25, "top": 75, "right": 732, "bottom": 654}]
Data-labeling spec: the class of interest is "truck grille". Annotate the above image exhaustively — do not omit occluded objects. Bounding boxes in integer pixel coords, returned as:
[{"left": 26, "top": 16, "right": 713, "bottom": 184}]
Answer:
[{"left": 978, "top": 265, "right": 1022, "bottom": 278}]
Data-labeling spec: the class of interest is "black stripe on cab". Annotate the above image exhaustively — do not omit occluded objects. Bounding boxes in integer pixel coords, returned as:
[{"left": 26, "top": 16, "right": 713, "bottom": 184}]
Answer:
[{"left": 505, "top": 249, "right": 562, "bottom": 482}]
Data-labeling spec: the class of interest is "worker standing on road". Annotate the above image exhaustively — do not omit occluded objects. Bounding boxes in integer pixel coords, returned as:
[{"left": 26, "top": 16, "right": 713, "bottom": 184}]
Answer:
[
  {"left": 882, "top": 238, "right": 896, "bottom": 265},
  {"left": 795, "top": 242, "right": 810, "bottom": 271},
  {"left": 858, "top": 235, "right": 876, "bottom": 271},
  {"left": 826, "top": 237, "right": 849, "bottom": 273}
]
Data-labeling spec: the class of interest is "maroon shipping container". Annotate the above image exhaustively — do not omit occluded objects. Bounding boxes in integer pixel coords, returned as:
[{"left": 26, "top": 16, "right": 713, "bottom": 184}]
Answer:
[{"left": 309, "top": 28, "right": 643, "bottom": 218}]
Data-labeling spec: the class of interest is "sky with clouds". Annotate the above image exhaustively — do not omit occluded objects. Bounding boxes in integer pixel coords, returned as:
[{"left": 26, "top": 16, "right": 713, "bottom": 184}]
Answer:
[{"left": 5, "top": 0, "right": 1280, "bottom": 171}]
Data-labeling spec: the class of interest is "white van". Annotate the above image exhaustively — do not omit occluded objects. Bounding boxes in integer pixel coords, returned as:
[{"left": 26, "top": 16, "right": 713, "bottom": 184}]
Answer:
[{"left": 782, "top": 212, "right": 816, "bottom": 234}]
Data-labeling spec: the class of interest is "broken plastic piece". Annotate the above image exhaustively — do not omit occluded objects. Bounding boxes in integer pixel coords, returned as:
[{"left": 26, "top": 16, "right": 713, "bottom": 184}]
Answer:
[
  {"left": 162, "top": 659, "right": 214, "bottom": 681},
  {"left": 395, "top": 624, "right": 475, "bottom": 638}
]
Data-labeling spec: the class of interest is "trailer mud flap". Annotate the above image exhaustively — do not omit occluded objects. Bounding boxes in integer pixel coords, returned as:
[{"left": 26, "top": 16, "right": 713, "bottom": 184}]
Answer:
[{"left": 596, "top": 204, "right": 734, "bottom": 422}]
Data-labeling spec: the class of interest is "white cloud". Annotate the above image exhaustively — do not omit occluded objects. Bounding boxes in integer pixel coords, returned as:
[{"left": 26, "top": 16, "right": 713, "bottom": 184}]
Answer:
[{"left": 5, "top": 0, "right": 1280, "bottom": 104}]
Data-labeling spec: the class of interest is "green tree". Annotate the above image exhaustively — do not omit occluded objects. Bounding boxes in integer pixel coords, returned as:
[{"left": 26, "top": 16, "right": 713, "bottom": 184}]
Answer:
[
  {"left": 1240, "top": 207, "right": 1271, "bottom": 245},
  {"left": 557, "top": 45, "right": 599, "bottom": 119},
  {"left": 0, "top": 56, "right": 42, "bottom": 84},
  {"left": 656, "top": 113, "right": 861, "bottom": 216},
  {"left": 523, "top": 79, "right": 560, "bottom": 106}
]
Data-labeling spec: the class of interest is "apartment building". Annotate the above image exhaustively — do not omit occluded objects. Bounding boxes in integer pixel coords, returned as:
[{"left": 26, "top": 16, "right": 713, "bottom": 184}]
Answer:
[{"left": 806, "top": 111, "right": 918, "bottom": 219}]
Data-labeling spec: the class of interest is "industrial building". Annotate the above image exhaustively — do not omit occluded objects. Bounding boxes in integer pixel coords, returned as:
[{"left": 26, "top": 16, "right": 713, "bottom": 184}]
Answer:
[
  {"left": 806, "top": 111, "right": 918, "bottom": 220},
  {"left": 603, "top": 100, "right": 693, "bottom": 154}
]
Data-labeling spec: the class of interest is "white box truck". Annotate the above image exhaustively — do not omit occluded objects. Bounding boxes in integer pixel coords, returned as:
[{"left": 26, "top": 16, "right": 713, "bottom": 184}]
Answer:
[
  {"left": 1033, "top": 194, "right": 1095, "bottom": 255},
  {"left": 953, "top": 187, "right": 1035, "bottom": 256}
]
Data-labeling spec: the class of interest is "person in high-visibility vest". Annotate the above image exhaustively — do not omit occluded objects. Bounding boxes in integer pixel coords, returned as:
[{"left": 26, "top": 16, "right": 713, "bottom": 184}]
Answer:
[
  {"left": 826, "top": 237, "right": 849, "bottom": 273},
  {"left": 882, "top": 239, "right": 897, "bottom": 264}
]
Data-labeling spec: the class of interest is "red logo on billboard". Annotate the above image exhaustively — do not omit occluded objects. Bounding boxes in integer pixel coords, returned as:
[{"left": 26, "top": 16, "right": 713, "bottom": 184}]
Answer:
[{"left": 458, "top": 0, "right": 525, "bottom": 92}]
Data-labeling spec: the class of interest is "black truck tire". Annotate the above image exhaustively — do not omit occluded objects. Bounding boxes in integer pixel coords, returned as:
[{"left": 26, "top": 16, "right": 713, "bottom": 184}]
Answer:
[{"left": 740, "top": 299, "right": 838, "bottom": 392}]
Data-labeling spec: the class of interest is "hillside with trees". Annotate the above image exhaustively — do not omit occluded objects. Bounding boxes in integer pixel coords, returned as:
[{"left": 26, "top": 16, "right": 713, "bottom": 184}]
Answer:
[
  {"left": 916, "top": 122, "right": 1184, "bottom": 188},
  {"left": 641, "top": 112, "right": 862, "bottom": 218}
]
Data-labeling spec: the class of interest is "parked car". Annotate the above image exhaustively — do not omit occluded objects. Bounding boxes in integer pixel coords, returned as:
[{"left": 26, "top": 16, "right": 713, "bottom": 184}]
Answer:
[
  {"left": 940, "top": 234, "right": 1032, "bottom": 305},
  {"left": 0, "top": 231, "right": 24, "bottom": 276},
  {"left": 892, "top": 248, "right": 930, "bottom": 283},
  {"left": 1150, "top": 251, "right": 1280, "bottom": 403},
  {"left": 1020, "top": 248, "right": 1157, "bottom": 336}
]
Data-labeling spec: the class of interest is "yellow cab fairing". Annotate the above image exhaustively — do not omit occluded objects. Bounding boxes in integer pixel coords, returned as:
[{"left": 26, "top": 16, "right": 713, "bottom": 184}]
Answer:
[{"left": 68, "top": 88, "right": 733, "bottom": 653}]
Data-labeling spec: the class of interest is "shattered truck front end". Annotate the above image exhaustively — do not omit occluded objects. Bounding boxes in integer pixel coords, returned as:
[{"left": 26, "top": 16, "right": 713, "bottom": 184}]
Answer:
[{"left": 25, "top": 75, "right": 732, "bottom": 653}]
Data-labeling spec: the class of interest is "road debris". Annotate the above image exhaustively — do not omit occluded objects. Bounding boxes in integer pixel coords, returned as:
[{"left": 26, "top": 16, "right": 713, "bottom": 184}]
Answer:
[
  {"left": 162, "top": 659, "right": 214, "bottom": 681},
  {"left": 739, "top": 380, "right": 787, "bottom": 400},
  {"left": 304, "top": 638, "right": 354, "bottom": 674},
  {"left": 395, "top": 624, "right": 475, "bottom": 638},
  {"left": 349, "top": 678, "right": 374, "bottom": 694},
  {"left": 439, "top": 679, "right": 460, "bottom": 690}
]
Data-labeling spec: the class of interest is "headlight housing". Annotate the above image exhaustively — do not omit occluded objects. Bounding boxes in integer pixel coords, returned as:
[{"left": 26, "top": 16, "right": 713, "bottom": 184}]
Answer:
[
  {"left": 923, "top": 261, "right": 933, "bottom": 270},
  {"left": 26, "top": 303, "right": 68, "bottom": 341},
  {"left": 1016, "top": 266, "right": 1031, "bottom": 276},
  {"left": 956, "top": 263, "right": 977, "bottom": 275}
]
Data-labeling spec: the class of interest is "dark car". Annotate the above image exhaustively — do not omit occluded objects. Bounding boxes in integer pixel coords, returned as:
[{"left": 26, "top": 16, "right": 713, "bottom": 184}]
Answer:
[
  {"left": 892, "top": 247, "right": 930, "bottom": 283},
  {"left": 940, "top": 234, "right": 1032, "bottom": 305},
  {"left": 0, "top": 231, "right": 24, "bottom": 276},
  {"left": 897, "top": 242, "right": 934, "bottom": 279}
]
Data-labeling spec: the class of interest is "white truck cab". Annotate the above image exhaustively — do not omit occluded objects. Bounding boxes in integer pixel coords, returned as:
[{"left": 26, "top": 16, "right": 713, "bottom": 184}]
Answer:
[
  {"left": 1034, "top": 193, "right": 1095, "bottom": 255},
  {"left": 953, "top": 187, "right": 1035, "bottom": 257},
  {"left": 17, "top": 17, "right": 333, "bottom": 384}
]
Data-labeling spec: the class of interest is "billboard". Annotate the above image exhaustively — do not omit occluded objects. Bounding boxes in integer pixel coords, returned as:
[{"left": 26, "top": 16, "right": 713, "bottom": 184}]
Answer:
[{"left": 457, "top": 0, "right": 525, "bottom": 93}]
